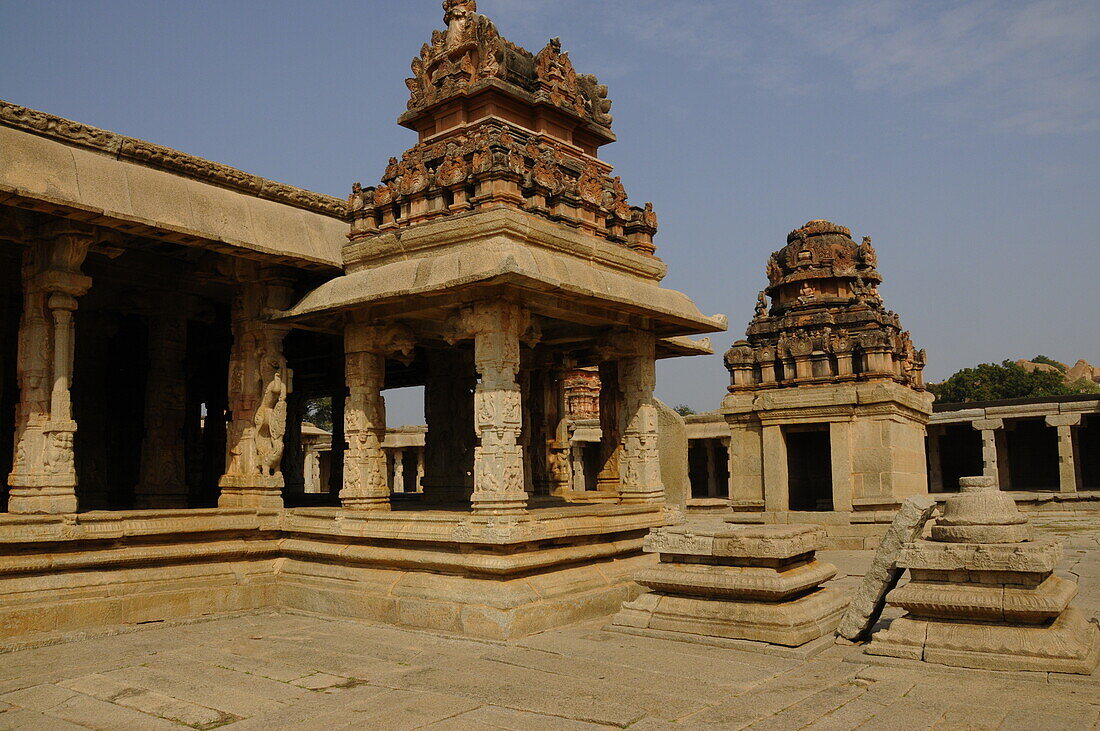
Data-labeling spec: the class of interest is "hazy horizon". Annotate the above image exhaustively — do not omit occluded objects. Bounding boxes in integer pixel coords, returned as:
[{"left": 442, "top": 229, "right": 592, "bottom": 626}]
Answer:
[{"left": 3, "top": 0, "right": 1097, "bottom": 425}]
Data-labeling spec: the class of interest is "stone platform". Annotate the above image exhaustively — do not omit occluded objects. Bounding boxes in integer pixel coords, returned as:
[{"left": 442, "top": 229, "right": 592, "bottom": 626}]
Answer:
[
  {"left": 610, "top": 521, "right": 847, "bottom": 647},
  {"left": 0, "top": 504, "right": 664, "bottom": 642},
  {"left": 867, "top": 477, "right": 1100, "bottom": 674}
]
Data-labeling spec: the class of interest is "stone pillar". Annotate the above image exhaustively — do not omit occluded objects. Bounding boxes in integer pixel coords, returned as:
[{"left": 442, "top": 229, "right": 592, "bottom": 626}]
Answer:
[
  {"left": 616, "top": 331, "right": 663, "bottom": 504},
  {"left": 340, "top": 321, "right": 414, "bottom": 510},
  {"left": 571, "top": 439, "right": 586, "bottom": 491},
  {"left": 8, "top": 222, "right": 93, "bottom": 515},
  {"left": 1046, "top": 414, "right": 1083, "bottom": 494},
  {"left": 415, "top": 447, "right": 425, "bottom": 492},
  {"left": 595, "top": 360, "right": 622, "bottom": 498},
  {"left": 829, "top": 420, "right": 854, "bottom": 512},
  {"left": 705, "top": 440, "right": 719, "bottom": 498},
  {"left": 727, "top": 417, "right": 764, "bottom": 504},
  {"left": 466, "top": 301, "right": 528, "bottom": 515},
  {"left": 927, "top": 426, "right": 944, "bottom": 492},
  {"left": 218, "top": 272, "right": 294, "bottom": 509},
  {"left": 423, "top": 348, "right": 476, "bottom": 503},
  {"left": 720, "top": 436, "right": 733, "bottom": 499},
  {"left": 392, "top": 448, "right": 405, "bottom": 493},
  {"left": 134, "top": 308, "right": 189, "bottom": 509},
  {"left": 761, "top": 424, "right": 788, "bottom": 512},
  {"left": 971, "top": 419, "right": 1004, "bottom": 488}
]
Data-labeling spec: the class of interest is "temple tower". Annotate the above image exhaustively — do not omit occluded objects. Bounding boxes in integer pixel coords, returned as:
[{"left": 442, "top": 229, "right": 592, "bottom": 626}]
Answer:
[{"left": 721, "top": 220, "right": 932, "bottom": 522}]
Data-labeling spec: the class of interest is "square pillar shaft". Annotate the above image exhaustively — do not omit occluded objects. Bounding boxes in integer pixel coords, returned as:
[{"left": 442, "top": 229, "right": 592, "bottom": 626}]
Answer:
[
  {"left": 829, "top": 420, "right": 854, "bottom": 512},
  {"left": 134, "top": 309, "right": 189, "bottom": 509},
  {"left": 972, "top": 419, "right": 1004, "bottom": 487},
  {"left": 469, "top": 301, "right": 528, "bottom": 514},
  {"left": 761, "top": 424, "right": 788, "bottom": 512},
  {"left": 1047, "top": 414, "right": 1083, "bottom": 494},
  {"left": 616, "top": 331, "right": 663, "bottom": 504}
]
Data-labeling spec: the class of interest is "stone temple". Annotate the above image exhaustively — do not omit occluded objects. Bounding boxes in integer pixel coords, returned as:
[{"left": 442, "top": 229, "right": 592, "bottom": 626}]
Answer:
[
  {"left": 0, "top": 0, "right": 725, "bottom": 641},
  {"left": 720, "top": 220, "right": 932, "bottom": 519},
  {"left": 1, "top": 2, "right": 1099, "bottom": 713}
]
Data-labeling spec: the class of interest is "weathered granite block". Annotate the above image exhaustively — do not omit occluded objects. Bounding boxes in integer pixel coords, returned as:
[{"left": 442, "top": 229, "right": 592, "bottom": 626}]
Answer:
[
  {"left": 837, "top": 495, "right": 936, "bottom": 641},
  {"left": 611, "top": 521, "right": 847, "bottom": 647}
]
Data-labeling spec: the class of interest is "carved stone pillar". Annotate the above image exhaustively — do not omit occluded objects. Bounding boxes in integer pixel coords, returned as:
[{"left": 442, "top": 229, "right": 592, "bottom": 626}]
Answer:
[
  {"left": 571, "top": 439, "right": 587, "bottom": 491},
  {"left": 340, "top": 321, "right": 414, "bottom": 510},
  {"left": 392, "top": 449, "right": 405, "bottom": 493},
  {"left": 595, "top": 360, "right": 622, "bottom": 498},
  {"left": 8, "top": 222, "right": 92, "bottom": 514},
  {"left": 134, "top": 308, "right": 188, "bottom": 509},
  {"left": 971, "top": 419, "right": 1004, "bottom": 488},
  {"left": 415, "top": 447, "right": 425, "bottom": 492},
  {"left": 218, "top": 271, "right": 294, "bottom": 510},
  {"left": 465, "top": 301, "right": 528, "bottom": 515},
  {"left": 1046, "top": 414, "right": 1083, "bottom": 493},
  {"left": 614, "top": 331, "right": 663, "bottom": 505}
]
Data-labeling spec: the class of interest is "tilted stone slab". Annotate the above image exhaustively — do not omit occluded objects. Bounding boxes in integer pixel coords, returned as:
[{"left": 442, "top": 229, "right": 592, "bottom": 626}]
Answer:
[{"left": 836, "top": 495, "right": 936, "bottom": 641}]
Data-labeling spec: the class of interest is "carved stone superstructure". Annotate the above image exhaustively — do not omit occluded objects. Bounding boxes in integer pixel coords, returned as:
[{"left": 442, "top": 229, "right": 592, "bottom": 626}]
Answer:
[
  {"left": 725, "top": 220, "right": 926, "bottom": 391},
  {"left": 346, "top": 3, "right": 656, "bottom": 257},
  {"left": 721, "top": 221, "right": 933, "bottom": 521}
]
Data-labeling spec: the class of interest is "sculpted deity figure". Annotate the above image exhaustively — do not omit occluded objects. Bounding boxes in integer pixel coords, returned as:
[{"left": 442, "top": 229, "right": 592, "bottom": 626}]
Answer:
[
  {"left": 797, "top": 281, "right": 816, "bottom": 303},
  {"left": 754, "top": 291, "right": 768, "bottom": 319},
  {"left": 443, "top": 0, "right": 477, "bottom": 49},
  {"left": 858, "top": 236, "right": 878, "bottom": 267}
]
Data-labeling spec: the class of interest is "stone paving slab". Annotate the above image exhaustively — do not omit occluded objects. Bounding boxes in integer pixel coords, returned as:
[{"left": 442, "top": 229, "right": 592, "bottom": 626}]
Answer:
[{"left": 0, "top": 518, "right": 1096, "bottom": 729}]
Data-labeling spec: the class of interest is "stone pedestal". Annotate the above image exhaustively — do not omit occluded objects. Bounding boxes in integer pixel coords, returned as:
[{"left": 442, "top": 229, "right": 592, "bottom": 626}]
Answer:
[
  {"left": 867, "top": 476, "right": 1100, "bottom": 673},
  {"left": 610, "top": 521, "right": 847, "bottom": 647}
]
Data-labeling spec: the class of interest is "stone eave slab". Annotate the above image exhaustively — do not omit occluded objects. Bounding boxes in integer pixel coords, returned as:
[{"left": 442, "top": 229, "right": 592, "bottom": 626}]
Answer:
[{"left": 280, "top": 241, "right": 727, "bottom": 338}]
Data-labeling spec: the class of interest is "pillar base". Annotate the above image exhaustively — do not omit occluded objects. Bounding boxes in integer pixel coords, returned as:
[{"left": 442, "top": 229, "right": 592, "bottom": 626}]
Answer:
[
  {"left": 5, "top": 483, "right": 77, "bottom": 514},
  {"left": 218, "top": 475, "right": 284, "bottom": 509},
  {"left": 339, "top": 495, "right": 392, "bottom": 511},
  {"left": 471, "top": 491, "right": 528, "bottom": 515}
]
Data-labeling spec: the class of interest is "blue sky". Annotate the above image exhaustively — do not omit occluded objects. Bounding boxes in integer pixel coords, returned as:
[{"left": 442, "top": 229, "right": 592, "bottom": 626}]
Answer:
[{"left": 2, "top": 0, "right": 1098, "bottom": 425}]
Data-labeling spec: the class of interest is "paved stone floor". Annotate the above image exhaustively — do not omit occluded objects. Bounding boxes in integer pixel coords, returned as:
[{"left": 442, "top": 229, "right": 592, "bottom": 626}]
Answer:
[{"left": 1, "top": 516, "right": 1098, "bottom": 730}]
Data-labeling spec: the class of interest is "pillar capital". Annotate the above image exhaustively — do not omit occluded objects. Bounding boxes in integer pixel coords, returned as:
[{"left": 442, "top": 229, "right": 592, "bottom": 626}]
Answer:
[
  {"left": 1045, "top": 414, "right": 1082, "bottom": 428},
  {"left": 972, "top": 418, "right": 1004, "bottom": 431}
]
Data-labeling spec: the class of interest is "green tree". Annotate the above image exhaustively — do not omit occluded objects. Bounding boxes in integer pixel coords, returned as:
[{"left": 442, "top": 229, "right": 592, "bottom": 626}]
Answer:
[
  {"left": 673, "top": 404, "right": 696, "bottom": 417},
  {"left": 929, "top": 360, "right": 1084, "bottom": 404},
  {"left": 1031, "top": 354, "right": 1067, "bottom": 372},
  {"left": 304, "top": 397, "right": 333, "bottom": 431}
]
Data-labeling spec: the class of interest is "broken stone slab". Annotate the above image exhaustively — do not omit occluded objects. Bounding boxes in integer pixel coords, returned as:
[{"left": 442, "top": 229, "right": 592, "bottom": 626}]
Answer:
[{"left": 836, "top": 495, "right": 937, "bottom": 641}]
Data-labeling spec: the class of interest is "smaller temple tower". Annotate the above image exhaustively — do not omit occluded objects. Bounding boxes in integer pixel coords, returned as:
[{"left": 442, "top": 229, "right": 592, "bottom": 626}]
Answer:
[{"left": 722, "top": 220, "right": 932, "bottom": 521}]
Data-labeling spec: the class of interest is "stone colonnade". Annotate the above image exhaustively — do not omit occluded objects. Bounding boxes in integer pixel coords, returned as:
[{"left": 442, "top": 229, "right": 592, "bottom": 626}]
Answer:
[
  {"left": 3, "top": 241, "right": 665, "bottom": 515},
  {"left": 926, "top": 410, "right": 1092, "bottom": 493}
]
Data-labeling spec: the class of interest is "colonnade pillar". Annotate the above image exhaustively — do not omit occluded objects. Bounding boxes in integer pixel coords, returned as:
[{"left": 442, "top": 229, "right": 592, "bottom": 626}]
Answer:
[
  {"left": 340, "top": 321, "right": 414, "bottom": 510},
  {"left": 926, "top": 426, "right": 944, "bottom": 492},
  {"left": 218, "top": 270, "right": 293, "bottom": 509},
  {"left": 464, "top": 301, "right": 528, "bottom": 515},
  {"left": 8, "top": 222, "right": 92, "bottom": 514},
  {"left": 613, "top": 331, "right": 663, "bottom": 505},
  {"left": 1046, "top": 414, "right": 1083, "bottom": 493},
  {"left": 972, "top": 419, "right": 1004, "bottom": 487}
]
